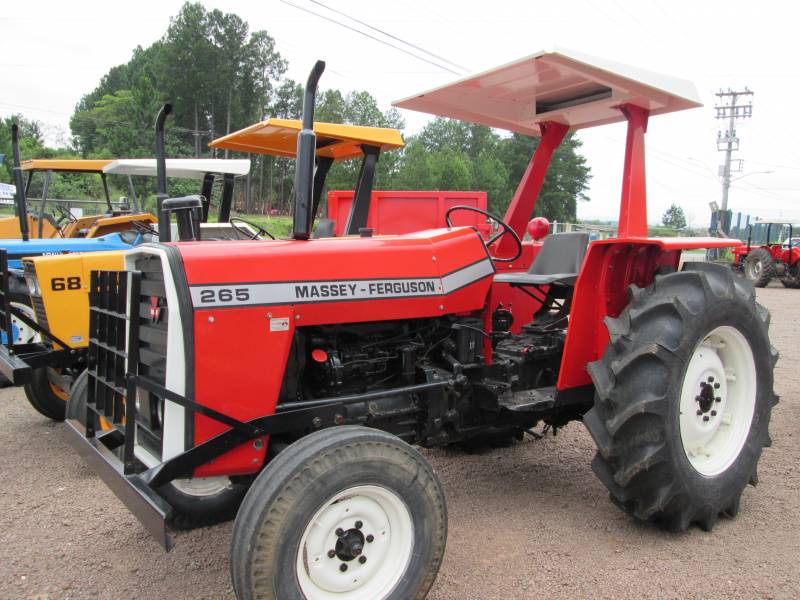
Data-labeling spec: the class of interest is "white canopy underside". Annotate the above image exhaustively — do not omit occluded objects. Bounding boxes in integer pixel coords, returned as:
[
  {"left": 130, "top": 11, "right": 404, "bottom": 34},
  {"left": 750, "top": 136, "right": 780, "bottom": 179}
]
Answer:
[
  {"left": 103, "top": 158, "right": 251, "bottom": 178},
  {"left": 393, "top": 48, "right": 702, "bottom": 136}
]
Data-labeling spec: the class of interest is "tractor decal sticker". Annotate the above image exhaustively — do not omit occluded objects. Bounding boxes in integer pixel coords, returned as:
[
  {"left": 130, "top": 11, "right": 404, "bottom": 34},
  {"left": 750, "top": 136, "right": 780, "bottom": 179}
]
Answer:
[{"left": 189, "top": 258, "right": 494, "bottom": 309}]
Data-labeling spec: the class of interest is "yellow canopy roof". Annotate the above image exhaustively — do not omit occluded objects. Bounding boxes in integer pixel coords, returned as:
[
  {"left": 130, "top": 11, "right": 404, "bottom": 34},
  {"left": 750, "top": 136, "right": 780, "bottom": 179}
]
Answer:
[
  {"left": 209, "top": 119, "right": 404, "bottom": 160},
  {"left": 21, "top": 159, "right": 114, "bottom": 173}
]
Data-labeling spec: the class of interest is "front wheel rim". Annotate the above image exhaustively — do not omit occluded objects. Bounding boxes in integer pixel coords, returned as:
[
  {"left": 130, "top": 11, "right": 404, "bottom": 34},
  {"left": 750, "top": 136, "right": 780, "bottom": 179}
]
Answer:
[
  {"left": 296, "top": 485, "right": 414, "bottom": 600},
  {"left": 170, "top": 477, "right": 232, "bottom": 497},
  {"left": 679, "top": 325, "right": 757, "bottom": 476}
]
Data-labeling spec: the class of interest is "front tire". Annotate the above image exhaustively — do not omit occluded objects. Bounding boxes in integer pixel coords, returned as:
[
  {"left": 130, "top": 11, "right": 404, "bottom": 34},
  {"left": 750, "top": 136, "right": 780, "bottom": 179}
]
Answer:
[
  {"left": 584, "top": 263, "right": 778, "bottom": 531},
  {"left": 67, "top": 369, "right": 248, "bottom": 528},
  {"left": 24, "top": 367, "right": 69, "bottom": 421},
  {"left": 744, "top": 247, "right": 774, "bottom": 287},
  {"left": 230, "top": 426, "right": 447, "bottom": 600}
]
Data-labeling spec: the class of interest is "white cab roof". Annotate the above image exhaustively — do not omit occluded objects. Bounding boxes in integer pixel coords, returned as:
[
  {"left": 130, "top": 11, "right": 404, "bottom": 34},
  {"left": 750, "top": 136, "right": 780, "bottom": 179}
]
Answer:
[
  {"left": 393, "top": 48, "right": 702, "bottom": 136},
  {"left": 753, "top": 219, "right": 800, "bottom": 225},
  {"left": 103, "top": 158, "right": 251, "bottom": 179}
]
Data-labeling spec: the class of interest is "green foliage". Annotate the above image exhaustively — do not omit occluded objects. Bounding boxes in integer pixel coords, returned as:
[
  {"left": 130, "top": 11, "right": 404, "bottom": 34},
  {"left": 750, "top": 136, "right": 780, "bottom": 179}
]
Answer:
[
  {"left": 662, "top": 203, "right": 687, "bottom": 229},
  {"left": 386, "top": 119, "right": 590, "bottom": 221},
  {"left": 4, "top": 2, "right": 593, "bottom": 225},
  {"left": 0, "top": 115, "right": 49, "bottom": 183}
]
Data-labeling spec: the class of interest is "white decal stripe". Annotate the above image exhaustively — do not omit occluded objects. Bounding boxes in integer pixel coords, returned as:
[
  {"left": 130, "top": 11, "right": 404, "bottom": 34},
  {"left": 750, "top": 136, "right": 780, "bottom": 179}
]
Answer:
[
  {"left": 441, "top": 258, "right": 495, "bottom": 293},
  {"left": 190, "top": 258, "right": 495, "bottom": 308}
]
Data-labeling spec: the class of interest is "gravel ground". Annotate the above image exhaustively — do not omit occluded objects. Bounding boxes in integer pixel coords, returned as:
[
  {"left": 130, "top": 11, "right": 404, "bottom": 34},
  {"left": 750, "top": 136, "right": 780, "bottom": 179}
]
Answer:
[{"left": 1, "top": 284, "right": 798, "bottom": 599}]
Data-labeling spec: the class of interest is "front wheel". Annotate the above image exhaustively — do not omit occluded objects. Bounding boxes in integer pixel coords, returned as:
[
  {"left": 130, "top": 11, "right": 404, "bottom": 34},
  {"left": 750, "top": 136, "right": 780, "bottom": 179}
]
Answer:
[
  {"left": 67, "top": 369, "right": 248, "bottom": 528},
  {"left": 24, "top": 367, "right": 70, "bottom": 421},
  {"left": 584, "top": 263, "right": 778, "bottom": 531},
  {"left": 230, "top": 426, "right": 447, "bottom": 600}
]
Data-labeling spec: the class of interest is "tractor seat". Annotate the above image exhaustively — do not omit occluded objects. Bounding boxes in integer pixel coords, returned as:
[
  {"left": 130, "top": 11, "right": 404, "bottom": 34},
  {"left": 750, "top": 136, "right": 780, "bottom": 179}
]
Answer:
[{"left": 494, "top": 232, "right": 589, "bottom": 287}]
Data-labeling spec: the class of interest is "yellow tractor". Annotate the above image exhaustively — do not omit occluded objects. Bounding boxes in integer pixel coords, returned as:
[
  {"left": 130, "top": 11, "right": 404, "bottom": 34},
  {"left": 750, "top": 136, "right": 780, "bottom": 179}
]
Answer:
[{"left": 0, "top": 158, "right": 158, "bottom": 238}]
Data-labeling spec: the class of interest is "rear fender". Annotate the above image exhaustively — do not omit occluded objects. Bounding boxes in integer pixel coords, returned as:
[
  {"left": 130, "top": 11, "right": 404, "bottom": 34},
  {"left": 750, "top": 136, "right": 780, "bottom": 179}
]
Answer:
[{"left": 556, "top": 237, "right": 736, "bottom": 390}]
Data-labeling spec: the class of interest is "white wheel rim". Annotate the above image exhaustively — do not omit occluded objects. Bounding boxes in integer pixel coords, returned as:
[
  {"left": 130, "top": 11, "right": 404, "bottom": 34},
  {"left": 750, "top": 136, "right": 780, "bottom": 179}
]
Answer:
[
  {"left": 296, "top": 485, "right": 414, "bottom": 600},
  {"left": 170, "top": 477, "right": 231, "bottom": 497},
  {"left": 9, "top": 302, "right": 38, "bottom": 344},
  {"left": 679, "top": 325, "right": 757, "bottom": 476}
]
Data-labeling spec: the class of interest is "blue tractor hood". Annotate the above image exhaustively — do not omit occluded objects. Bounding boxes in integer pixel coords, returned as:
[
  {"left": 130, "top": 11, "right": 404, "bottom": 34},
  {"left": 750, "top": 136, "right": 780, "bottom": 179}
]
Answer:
[{"left": 0, "top": 232, "right": 142, "bottom": 269}]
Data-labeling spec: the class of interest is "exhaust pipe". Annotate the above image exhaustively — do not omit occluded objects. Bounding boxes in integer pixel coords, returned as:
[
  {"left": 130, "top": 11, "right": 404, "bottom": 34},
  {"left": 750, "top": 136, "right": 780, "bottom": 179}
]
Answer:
[
  {"left": 292, "top": 60, "right": 325, "bottom": 241},
  {"left": 10, "top": 125, "right": 29, "bottom": 242},
  {"left": 155, "top": 104, "right": 172, "bottom": 242}
]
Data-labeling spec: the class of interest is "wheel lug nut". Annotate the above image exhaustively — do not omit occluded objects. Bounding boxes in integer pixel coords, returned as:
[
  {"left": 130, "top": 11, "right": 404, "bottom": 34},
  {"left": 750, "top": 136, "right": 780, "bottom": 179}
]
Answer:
[
  {"left": 328, "top": 550, "right": 336, "bottom": 558},
  {"left": 703, "top": 415, "right": 710, "bottom": 422},
  {"left": 715, "top": 397, "right": 722, "bottom": 403},
  {"left": 335, "top": 528, "right": 344, "bottom": 537},
  {"left": 359, "top": 556, "right": 367, "bottom": 564},
  {"left": 711, "top": 410, "right": 717, "bottom": 416},
  {"left": 696, "top": 409, "right": 703, "bottom": 416},
  {"left": 708, "top": 376, "right": 714, "bottom": 383},
  {"left": 355, "top": 520, "right": 363, "bottom": 530},
  {"left": 714, "top": 383, "right": 720, "bottom": 389},
  {"left": 366, "top": 534, "right": 374, "bottom": 543},
  {"left": 340, "top": 563, "right": 348, "bottom": 572},
  {"left": 695, "top": 395, "right": 702, "bottom": 402}
]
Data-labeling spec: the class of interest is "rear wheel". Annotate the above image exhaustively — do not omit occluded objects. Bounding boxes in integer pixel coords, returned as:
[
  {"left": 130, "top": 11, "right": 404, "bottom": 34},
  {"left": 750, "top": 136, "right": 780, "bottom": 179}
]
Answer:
[
  {"left": 744, "top": 247, "right": 774, "bottom": 287},
  {"left": 230, "top": 426, "right": 447, "bottom": 600},
  {"left": 584, "top": 263, "right": 778, "bottom": 531}
]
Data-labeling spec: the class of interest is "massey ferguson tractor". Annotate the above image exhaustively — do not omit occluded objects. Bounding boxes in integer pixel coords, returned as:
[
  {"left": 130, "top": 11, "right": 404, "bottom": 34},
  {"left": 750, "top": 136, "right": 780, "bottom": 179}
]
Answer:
[
  {"left": 733, "top": 219, "right": 800, "bottom": 288},
  {"left": 66, "top": 50, "right": 777, "bottom": 600}
]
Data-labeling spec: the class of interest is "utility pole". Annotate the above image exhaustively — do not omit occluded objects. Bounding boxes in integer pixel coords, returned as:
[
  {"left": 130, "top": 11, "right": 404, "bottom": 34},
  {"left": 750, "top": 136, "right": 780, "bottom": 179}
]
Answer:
[{"left": 715, "top": 88, "right": 753, "bottom": 234}]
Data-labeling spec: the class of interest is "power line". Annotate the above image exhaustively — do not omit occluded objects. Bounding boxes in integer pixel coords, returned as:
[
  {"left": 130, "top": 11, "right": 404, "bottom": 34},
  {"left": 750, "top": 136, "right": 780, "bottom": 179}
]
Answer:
[
  {"left": 278, "top": 0, "right": 463, "bottom": 75},
  {"left": 307, "top": 0, "right": 468, "bottom": 72}
]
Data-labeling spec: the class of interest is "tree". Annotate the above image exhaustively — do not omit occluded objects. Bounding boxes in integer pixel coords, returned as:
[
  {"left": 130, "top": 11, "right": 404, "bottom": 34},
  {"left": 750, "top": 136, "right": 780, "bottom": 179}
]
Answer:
[{"left": 662, "top": 203, "right": 687, "bottom": 229}]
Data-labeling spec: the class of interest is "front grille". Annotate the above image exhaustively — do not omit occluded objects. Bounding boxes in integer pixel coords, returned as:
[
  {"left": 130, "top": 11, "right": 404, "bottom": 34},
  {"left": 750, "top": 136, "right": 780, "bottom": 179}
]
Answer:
[
  {"left": 132, "top": 255, "right": 169, "bottom": 458},
  {"left": 88, "top": 270, "right": 134, "bottom": 427},
  {"left": 23, "top": 261, "right": 49, "bottom": 332}
]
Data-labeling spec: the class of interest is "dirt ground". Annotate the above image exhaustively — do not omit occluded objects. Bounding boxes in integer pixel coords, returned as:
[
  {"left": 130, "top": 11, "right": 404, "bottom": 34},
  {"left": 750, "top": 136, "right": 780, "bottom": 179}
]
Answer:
[{"left": 1, "top": 284, "right": 798, "bottom": 599}]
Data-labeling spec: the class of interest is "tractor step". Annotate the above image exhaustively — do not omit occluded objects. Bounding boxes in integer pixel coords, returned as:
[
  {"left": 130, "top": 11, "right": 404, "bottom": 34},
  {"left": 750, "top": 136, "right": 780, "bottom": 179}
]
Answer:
[{"left": 499, "top": 386, "right": 555, "bottom": 413}]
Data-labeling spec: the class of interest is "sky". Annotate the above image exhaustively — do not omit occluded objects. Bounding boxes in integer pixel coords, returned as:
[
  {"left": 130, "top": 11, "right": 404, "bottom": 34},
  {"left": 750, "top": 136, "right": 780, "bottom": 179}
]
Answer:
[{"left": 1, "top": 0, "right": 798, "bottom": 226}]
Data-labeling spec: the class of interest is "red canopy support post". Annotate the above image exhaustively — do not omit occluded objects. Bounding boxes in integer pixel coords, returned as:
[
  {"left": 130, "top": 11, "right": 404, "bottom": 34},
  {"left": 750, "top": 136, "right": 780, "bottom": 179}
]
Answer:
[
  {"left": 617, "top": 103, "right": 650, "bottom": 238},
  {"left": 497, "top": 121, "right": 568, "bottom": 256}
]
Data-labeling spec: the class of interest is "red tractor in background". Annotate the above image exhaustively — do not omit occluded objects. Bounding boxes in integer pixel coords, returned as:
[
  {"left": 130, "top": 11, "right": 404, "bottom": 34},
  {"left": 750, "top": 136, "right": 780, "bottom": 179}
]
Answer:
[
  {"left": 733, "top": 219, "right": 800, "bottom": 288},
  {"left": 67, "top": 50, "right": 777, "bottom": 600}
]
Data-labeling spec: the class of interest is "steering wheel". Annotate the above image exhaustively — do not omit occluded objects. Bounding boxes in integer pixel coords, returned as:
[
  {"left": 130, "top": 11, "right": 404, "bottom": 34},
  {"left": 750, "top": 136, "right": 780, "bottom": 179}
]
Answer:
[
  {"left": 53, "top": 204, "right": 77, "bottom": 226},
  {"left": 230, "top": 217, "right": 275, "bottom": 240},
  {"left": 445, "top": 205, "right": 522, "bottom": 262}
]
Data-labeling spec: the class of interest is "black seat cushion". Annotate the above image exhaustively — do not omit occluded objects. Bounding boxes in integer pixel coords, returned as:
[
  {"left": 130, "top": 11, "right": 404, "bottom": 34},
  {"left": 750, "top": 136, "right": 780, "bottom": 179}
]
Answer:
[
  {"left": 494, "top": 232, "right": 589, "bottom": 287},
  {"left": 494, "top": 271, "right": 579, "bottom": 286}
]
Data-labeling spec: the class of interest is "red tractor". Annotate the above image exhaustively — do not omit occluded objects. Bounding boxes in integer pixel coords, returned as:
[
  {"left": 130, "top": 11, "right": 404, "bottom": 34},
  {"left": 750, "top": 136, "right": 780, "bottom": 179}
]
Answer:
[
  {"left": 733, "top": 219, "right": 800, "bottom": 288},
  {"left": 67, "top": 51, "right": 777, "bottom": 600}
]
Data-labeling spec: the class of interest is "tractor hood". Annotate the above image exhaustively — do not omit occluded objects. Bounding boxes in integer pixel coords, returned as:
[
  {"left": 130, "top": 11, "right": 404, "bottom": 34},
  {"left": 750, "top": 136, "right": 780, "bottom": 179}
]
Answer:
[{"left": 0, "top": 233, "right": 140, "bottom": 269}]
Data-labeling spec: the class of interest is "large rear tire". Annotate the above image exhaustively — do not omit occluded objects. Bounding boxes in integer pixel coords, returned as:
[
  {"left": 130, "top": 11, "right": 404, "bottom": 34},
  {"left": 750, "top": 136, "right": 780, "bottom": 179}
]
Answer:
[
  {"left": 230, "top": 426, "right": 447, "bottom": 600},
  {"left": 744, "top": 247, "right": 774, "bottom": 287},
  {"left": 584, "top": 263, "right": 778, "bottom": 531}
]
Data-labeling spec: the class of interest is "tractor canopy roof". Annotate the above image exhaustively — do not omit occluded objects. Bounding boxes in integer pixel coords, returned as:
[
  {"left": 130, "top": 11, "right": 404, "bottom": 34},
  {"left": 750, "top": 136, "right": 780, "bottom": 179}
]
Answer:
[
  {"left": 20, "top": 159, "right": 114, "bottom": 173},
  {"left": 208, "top": 118, "right": 405, "bottom": 160},
  {"left": 392, "top": 48, "right": 702, "bottom": 136},
  {"left": 753, "top": 219, "right": 800, "bottom": 226},
  {"left": 103, "top": 158, "right": 251, "bottom": 179}
]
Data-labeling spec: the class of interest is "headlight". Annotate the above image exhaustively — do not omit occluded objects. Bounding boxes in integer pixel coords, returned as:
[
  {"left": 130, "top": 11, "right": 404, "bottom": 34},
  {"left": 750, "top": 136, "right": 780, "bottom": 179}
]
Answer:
[{"left": 25, "top": 276, "right": 40, "bottom": 296}]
